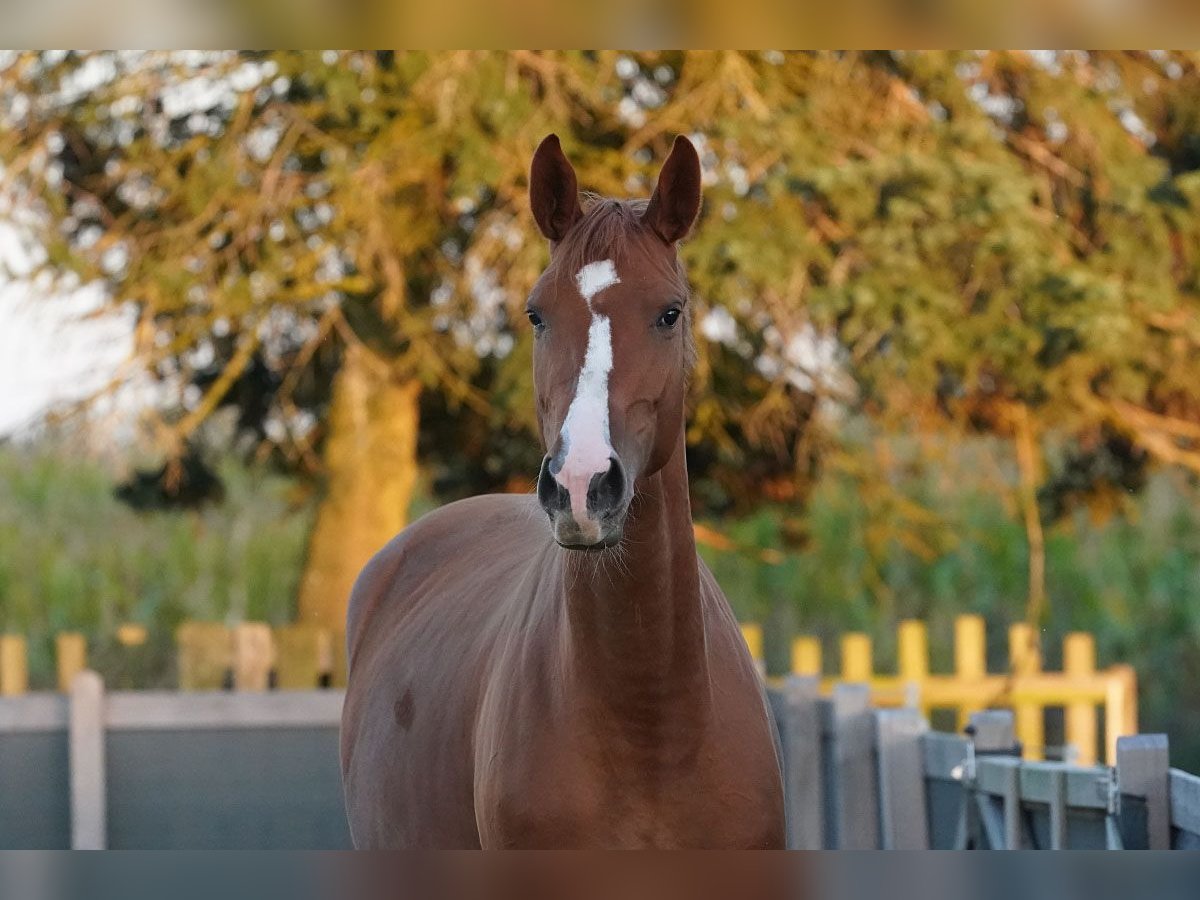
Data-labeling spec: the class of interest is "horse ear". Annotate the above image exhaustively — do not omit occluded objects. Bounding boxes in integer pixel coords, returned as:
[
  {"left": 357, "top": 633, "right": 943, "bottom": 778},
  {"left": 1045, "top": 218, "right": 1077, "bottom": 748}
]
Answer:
[
  {"left": 530, "top": 134, "right": 583, "bottom": 242},
  {"left": 642, "top": 135, "right": 702, "bottom": 243}
]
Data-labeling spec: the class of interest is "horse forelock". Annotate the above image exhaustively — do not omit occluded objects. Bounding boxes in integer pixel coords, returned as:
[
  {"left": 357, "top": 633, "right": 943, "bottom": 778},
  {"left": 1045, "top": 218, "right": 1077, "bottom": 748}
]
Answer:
[{"left": 547, "top": 193, "right": 696, "bottom": 372}]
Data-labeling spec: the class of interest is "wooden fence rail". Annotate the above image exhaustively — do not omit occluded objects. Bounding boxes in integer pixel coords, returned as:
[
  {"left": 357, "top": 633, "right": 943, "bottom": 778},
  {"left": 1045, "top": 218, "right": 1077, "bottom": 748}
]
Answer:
[{"left": 768, "top": 677, "right": 1193, "bottom": 850}]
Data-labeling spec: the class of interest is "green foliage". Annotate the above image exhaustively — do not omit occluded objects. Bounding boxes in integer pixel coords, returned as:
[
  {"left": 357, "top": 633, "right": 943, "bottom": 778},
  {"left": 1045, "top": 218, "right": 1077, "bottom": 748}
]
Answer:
[
  {"left": 0, "top": 445, "right": 312, "bottom": 688},
  {"left": 699, "top": 438, "right": 1200, "bottom": 771},
  {"left": 8, "top": 51, "right": 1200, "bottom": 519}
]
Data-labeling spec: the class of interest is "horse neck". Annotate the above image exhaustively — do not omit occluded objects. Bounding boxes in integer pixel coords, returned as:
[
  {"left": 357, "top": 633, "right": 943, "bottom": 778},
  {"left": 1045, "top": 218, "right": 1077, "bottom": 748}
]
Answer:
[{"left": 559, "top": 432, "right": 709, "bottom": 740}]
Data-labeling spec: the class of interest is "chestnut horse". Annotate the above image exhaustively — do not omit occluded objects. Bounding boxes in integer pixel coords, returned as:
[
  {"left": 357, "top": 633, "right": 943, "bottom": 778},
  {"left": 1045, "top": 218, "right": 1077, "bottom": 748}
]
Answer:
[{"left": 340, "top": 134, "right": 785, "bottom": 849}]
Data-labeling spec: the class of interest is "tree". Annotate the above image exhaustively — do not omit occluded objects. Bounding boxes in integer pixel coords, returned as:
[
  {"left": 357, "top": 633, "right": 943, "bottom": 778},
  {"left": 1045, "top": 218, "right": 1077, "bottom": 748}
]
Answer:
[
  {"left": 6, "top": 50, "right": 1200, "bottom": 635},
  {"left": 643, "top": 50, "right": 1200, "bottom": 623},
  {"left": 0, "top": 51, "right": 596, "bottom": 628}
]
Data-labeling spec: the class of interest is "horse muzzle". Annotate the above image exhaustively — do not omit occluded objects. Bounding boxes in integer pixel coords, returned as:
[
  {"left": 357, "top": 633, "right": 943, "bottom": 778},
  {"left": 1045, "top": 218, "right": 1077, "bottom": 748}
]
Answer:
[{"left": 536, "top": 454, "right": 628, "bottom": 549}]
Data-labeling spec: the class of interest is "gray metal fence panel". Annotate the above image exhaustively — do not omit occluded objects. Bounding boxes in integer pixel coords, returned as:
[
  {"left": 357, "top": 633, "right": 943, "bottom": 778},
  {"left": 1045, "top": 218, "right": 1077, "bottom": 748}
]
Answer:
[
  {"left": 1169, "top": 768, "right": 1200, "bottom": 849},
  {"left": 0, "top": 694, "right": 70, "bottom": 850},
  {"left": 0, "top": 731, "right": 70, "bottom": 849},
  {"left": 3, "top": 672, "right": 1200, "bottom": 852},
  {"left": 767, "top": 677, "right": 823, "bottom": 849},
  {"left": 920, "top": 731, "right": 971, "bottom": 849},
  {"left": 874, "top": 708, "right": 929, "bottom": 849},
  {"left": 1117, "top": 734, "right": 1170, "bottom": 850},
  {"left": 105, "top": 726, "right": 350, "bottom": 849},
  {"left": 974, "top": 757, "right": 1116, "bottom": 850},
  {"left": 825, "top": 684, "right": 878, "bottom": 849}
]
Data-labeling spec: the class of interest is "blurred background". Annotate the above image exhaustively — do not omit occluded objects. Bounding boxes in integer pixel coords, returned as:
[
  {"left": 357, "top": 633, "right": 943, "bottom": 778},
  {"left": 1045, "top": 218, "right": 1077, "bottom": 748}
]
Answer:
[{"left": 2, "top": 50, "right": 1200, "bottom": 770}]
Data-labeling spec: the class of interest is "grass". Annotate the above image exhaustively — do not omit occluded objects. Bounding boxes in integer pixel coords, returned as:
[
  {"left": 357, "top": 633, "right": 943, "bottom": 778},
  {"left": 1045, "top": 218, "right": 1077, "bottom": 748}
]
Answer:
[{"left": 0, "top": 444, "right": 312, "bottom": 688}]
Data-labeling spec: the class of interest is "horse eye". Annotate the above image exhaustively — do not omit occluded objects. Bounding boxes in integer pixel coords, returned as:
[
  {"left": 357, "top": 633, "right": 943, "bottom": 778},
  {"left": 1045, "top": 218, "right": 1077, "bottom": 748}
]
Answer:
[
  {"left": 527, "top": 310, "right": 544, "bottom": 330},
  {"left": 656, "top": 308, "right": 682, "bottom": 329}
]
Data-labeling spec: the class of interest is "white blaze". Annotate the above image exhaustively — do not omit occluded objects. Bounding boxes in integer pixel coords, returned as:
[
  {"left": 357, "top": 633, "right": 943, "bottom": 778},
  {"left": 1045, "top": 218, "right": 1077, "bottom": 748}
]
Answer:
[
  {"left": 555, "top": 260, "right": 620, "bottom": 528},
  {"left": 576, "top": 258, "right": 620, "bottom": 302}
]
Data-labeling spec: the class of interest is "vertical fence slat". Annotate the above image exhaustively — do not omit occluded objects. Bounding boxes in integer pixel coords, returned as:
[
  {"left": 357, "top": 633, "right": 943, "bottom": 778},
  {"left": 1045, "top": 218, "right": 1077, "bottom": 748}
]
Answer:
[
  {"left": 897, "top": 621, "right": 928, "bottom": 681},
  {"left": 69, "top": 670, "right": 107, "bottom": 850},
  {"left": 177, "top": 622, "right": 232, "bottom": 690},
  {"left": 1008, "top": 623, "right": 1044, "bottom": 760},
  {"left": 0, "top": 635, "right": 28, "bottom": 696},
  {"left": 275, "top": 625, "right": 328, "bottom": 690},
  {"left": 954, "top": 615, "right": 987, "bottom": 731},
  {"left": 1064, "top": 632, "right": 1098, "bottom": 765},
  {"left": 840, "top": 633, "right": 873, "bottom": 683},
  {"left": 1048, "top": 767, "right": 1068, "bottom": 850},
  {"left": 1117, "top": 734, "right": 1170, "bottom": 850},
  {"left": 233, "top": 623, "right": 275, "bottom": 691},
  {"left": 56, "top": 633, "right": 88, "bottom": 693},
  {"left": 768, "top": 675, "right": 823, "bottom": 849},
  {"left": 332, "top": 629, "right": 349, "bottom": 688},
  {"left": 898, "top": 620, "right": 928, "bottom": 715},
  {"left": 1106, "top": 663, "right": 1138, "bottom": 765},
  {"left": 792, "top": 637, "right": 822, "bottom": 677},
  {"left": 741, "top": 623, "right": 765, "bottom": 677},
  {"left": 874, "top": 708, "right": 929, "bottom": 849},
  {"left": 999, "top": 758, "right": 1022, "bottom": 849},
  {"left": 829, "top": 683, "right": 878, "bottom": 849}
]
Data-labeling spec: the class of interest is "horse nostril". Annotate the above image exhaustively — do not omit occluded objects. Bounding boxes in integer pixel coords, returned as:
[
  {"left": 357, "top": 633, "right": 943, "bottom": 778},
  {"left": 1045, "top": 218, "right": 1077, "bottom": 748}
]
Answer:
[
  {"left": 537, "top": 456, "right": 568, "bottom": 514},
  {"left": 586, "top": 457, "right": 626, "bottom": 518}
]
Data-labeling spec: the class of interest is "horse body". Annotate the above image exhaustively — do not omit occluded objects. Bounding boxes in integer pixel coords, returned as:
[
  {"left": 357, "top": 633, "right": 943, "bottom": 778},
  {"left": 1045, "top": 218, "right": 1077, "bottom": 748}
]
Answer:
[
  {"left": 341, "top": 134, "right": 785, "bottom": 848},
  {"left": 342, "top": 462, "right": 781, "bottom": 849}
]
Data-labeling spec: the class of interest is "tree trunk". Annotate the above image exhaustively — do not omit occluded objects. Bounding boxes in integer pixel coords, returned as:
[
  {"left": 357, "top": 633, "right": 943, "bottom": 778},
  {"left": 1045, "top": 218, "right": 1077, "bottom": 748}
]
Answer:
[{"left": 297, "top": 343, "right": 420, "bottom": 632}]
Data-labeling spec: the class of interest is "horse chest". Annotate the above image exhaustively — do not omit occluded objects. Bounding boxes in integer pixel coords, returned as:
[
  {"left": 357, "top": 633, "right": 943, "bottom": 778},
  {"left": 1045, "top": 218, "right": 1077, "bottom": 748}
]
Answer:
[{"left": 475, "top": 713, "right": 779, "bottom": 849}]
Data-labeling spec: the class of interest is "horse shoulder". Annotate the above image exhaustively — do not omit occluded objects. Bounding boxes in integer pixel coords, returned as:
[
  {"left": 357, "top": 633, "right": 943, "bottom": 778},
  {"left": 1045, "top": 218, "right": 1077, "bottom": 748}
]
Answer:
[{"left": 345, "top": 493, "right": 545, "bottom": 666}]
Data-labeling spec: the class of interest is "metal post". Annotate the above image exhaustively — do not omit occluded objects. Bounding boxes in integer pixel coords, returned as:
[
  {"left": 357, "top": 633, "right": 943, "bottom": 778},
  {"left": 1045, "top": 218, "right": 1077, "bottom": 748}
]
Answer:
[
  {"left": 1116, "top": 734, "right": 1170, "bottom": 850},
  {"left": 69, "top": 670, "right": 107, "bottom": 849},
  {"left": 874, "top": 708, "right": 930, "bottom": 849}
]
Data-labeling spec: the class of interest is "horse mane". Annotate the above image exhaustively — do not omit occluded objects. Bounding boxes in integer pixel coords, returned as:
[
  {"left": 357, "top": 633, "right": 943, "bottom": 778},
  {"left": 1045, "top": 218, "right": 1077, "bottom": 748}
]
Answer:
[
  {"left": 551, "top": 192, "right": 696, "bottom": 369},
  {"left": 553, "top": 194, "right": 643, "bottom": 273}
]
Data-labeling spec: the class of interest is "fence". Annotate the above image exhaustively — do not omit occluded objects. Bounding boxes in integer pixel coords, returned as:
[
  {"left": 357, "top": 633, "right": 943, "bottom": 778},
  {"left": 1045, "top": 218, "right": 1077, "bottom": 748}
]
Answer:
[
  {"left": 2, "top": 615, "right": 1138, "bottom": 767},
  {"left": 0, "top": 670, "right": 1194, "bottom": 849},
  {"left": 0, "top": 623, "right": 349, "bottom": 695},
  {"left": 0, "top": 672, "right": 349, "bottom": 849},
  {"left": 770, "top": 677, "right": 1198, "bottom": 849},
  {"left": 0, "top": 616, "right": 1153, "bottom": 848},
  {"left": 742, "top": 615, "right": 1137, "bottom": 766}
]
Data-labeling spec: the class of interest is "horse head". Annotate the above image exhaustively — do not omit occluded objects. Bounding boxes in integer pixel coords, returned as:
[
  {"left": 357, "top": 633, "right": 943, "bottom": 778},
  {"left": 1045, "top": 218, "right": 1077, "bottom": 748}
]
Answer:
[{"left": 527, "top": 133, "right": 701, "bottom": 549}]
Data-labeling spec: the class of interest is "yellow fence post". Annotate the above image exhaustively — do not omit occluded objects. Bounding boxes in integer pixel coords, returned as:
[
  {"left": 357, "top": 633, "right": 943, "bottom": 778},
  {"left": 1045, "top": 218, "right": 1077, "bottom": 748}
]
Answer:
[
  {"left": 116, "top": 623, "right": 148, "bottom": 648},
  {"left": 0, "top": 635, "right": 28, "bottom": 696},
  {"left": 740, "top": 623, "right": 764, "bottom": 668},
  {"left": 1008, "top": 623, "right": 1044, "bottom": 760},
  {"left": 233, "top": 622, "right": 275, "bottom": 692},
  {"left": 177, "top": 622, "right": 233, "bottom": 691},
  {"left": 954, "top": 615, "right": 987, "bottom": 731},
  {"left": 275, "top": 625, "right": 329, "bottom": 690},
  {"left": 1104, "top": 664, "right": 1136, "bottom": 766},
  {"left": 55, "top": 633, "right": 88, "bottom": 693},
  {"left": 841, "top": 632, "right": 873, "bottom": 683},
  {"left": 1064, "top": 632, "right": 1098, "bottom": 766},
  {"left": 792, "top": 636, "right": 822, "bottom": 677},
  {"left": 898, "top": 620, "right": 929, "bottom": 713},
  {"left": 1120, "top": 664, "right": 1139, "bottom": 736},
  {"left": 332, "top": 629, "right": 348, "bottom": 688},
  {"left": 714, "top": 618, "right": 1132, "bottom": 762}
]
